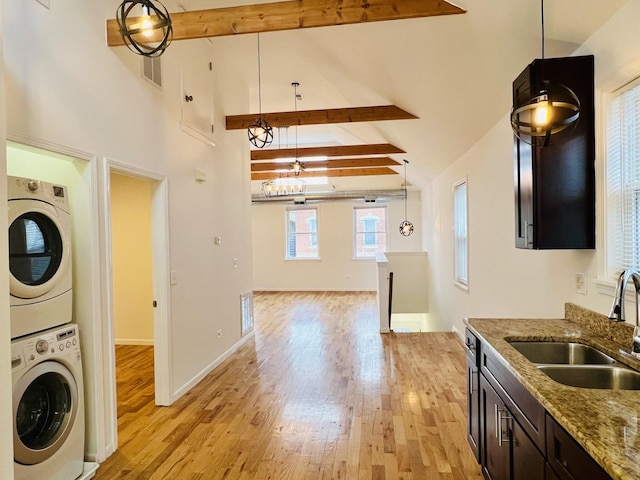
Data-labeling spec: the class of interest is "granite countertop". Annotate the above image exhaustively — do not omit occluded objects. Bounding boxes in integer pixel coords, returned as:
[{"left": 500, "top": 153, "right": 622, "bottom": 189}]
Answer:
[{"left": 465, "top": 304, "right": 640, "bottom": 480}]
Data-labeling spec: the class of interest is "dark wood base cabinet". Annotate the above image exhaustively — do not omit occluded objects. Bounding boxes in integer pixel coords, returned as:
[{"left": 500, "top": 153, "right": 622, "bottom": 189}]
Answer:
[
  {"left": 465, "top": 328, "right": 612, "bottom": 480},
  {"left": 480, "top": 375, "right": 544, "bottom": 480},
  {"left": 466, "top": 329, "right": 481, "bottom": 461}
]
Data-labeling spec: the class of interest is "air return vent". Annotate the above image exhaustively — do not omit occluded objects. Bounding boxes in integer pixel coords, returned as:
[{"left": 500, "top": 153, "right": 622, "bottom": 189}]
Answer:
[
  {"left": 143, "top": 56, "right": 162, "bottom": 88},
  {"left": 241, "top": 291, "right": 254, "bottom": 337}
]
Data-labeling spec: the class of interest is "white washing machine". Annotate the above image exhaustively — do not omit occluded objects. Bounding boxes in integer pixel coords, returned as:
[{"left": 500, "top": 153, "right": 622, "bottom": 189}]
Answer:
[
  {"left": 8, "top": 176, "right": 73, "bottom": 339},
  {"left": 12, "top": 323, "right": 85, "bottom": 480}
]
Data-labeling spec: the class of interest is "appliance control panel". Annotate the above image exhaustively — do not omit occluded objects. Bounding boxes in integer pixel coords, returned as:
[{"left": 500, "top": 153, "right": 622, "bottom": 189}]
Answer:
[
  {"left": 7, "top": 175, "right": 70, "bottom": 212},
  {"left": 11, "top": 325, "right": 80, "bottom": 372}
]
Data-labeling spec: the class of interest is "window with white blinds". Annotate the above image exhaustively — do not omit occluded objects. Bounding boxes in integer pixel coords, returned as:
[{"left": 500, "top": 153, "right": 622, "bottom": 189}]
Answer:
[
  {"left": 453, "top": 179, "right": 468, "bottom": 288},
  {"left": 606, "top": 79, "right": 640, "bottom": 275}
]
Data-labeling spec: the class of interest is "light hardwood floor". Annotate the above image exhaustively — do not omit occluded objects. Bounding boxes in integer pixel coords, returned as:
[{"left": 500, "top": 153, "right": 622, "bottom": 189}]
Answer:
[{"left": 95, "top": 291, "right": 483, "bottom": 479}]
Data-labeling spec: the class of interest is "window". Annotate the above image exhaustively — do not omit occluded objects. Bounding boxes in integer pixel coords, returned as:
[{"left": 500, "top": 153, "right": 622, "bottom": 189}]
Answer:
[
  {"left": 286, "top": 208, "right": 319, "bottom": 259},
  {"left": 354, "top": 206, "right": 387, "bottom": 258},
  {"left": 606, "top": 79, "right": 640, "bottom": 275},
  {"left": 453, "top": 179, "right": 468, "bottom": 288}
]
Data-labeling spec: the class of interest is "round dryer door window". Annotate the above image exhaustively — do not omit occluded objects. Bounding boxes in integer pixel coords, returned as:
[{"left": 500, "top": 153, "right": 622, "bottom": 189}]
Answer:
[
  {"left": 9, "top": 211, "right": 65, "bottom": 296},
  {"left": 13, "top": 361, "right": 78, "bottom": 465}
]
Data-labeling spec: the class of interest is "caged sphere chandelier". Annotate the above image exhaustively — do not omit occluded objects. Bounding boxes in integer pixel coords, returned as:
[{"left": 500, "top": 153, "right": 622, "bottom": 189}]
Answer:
[
  {"left": 399, "top": 159, "right": 414, "bottom": 236},
  {"left": 510, "top": 0, "right": 580, "bottom": 147},
  {"left": 116, "top": 0, "right": 173, "bottom": 58},
  {"left": 247, "top": 33, "right": 274, "bottom": 148}
]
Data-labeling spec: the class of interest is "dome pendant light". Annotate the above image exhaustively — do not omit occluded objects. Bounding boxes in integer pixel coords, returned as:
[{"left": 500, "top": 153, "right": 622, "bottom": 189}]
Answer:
[
  {"left": 248, "top": 33, "right": 274, "bottom": 148},
  {"left": 399, "top": 159, "right": 414, "bottom": 236},
  {"left": 116, "top": 0, "right": 173, "bottom": 57},
  {"left": 510, "top": 0, "right": 581, "bottom": 147}
]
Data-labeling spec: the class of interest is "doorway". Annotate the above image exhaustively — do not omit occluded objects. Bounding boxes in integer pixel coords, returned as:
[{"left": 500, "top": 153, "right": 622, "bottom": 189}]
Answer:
[
  {"left": 109, "top": 173, "right": 155, "bottom": 426},
  {"left": 103, "top": 161, "right": 172, "bottom": 454}
]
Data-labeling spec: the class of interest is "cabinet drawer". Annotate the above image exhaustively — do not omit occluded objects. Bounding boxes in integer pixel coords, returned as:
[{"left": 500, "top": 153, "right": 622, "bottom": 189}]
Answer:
[
  {"left": 546, "top": 415, "right": 611, "bottom": 480},
  {"left": 481, "top": 348, "right": 546, "bottom": 451},
  {"left": 465, "top": 328, "right": 480, "bottom": 366}
]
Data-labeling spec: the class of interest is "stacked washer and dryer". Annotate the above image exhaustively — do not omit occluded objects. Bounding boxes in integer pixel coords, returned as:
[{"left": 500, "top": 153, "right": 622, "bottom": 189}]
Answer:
[{"left": 8, "top": 176, "right": 86, "bottom": 480}]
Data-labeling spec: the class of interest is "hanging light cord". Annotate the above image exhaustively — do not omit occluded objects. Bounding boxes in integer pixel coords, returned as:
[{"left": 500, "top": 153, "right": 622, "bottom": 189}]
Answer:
[
  {"left": 540, "top": 0, "right": 545, "bottom": 60},
  {"left": 403, "top": 159, "right": 409, "bottom": 219},
  {"left": 293, "top": 82, "right": 299, "bottom": 162},
  {"left": 257, "top": 33, "right": 263, "bottom": 117}
]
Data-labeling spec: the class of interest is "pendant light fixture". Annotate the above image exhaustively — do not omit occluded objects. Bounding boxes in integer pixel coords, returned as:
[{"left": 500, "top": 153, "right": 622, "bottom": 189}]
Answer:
[
  {"left": 510, "top": 0, "right": 580, "bottom": 146},
  {"left": 291, "top": 82, "right": 305, "bottom": 176},
  {"left": 399, "top": 159, "right": 414, "bottom": 236},
  {"left": 116, "top": 0, "right": 173, "bottom": 57},
  {"left": 248, "top": 33, "right": 274, "bottom": 149}
]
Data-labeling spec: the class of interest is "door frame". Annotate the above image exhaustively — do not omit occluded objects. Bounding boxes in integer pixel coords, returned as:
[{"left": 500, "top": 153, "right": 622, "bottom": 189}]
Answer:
[{"left": 101, "top": 158, "right": 172, "bottom": 451}]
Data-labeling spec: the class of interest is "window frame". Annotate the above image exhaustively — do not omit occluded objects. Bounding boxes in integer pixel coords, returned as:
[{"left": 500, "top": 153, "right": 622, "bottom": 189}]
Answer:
[
  {"left": 601, "top": 76, "right": 640, "bottom": 288},
  {"left": 453, "top": 178, "right": 469, "bottom": 290},
  {"left": 285, "top": 207, "right": 320, "bottom": 260},
  {"left": 352, "top": 205, "right": 388, "bottom": 259}
]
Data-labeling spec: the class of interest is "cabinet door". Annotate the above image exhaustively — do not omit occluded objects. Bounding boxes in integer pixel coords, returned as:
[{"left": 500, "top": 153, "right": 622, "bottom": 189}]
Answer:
[
  {"left": 511, "top": 414, "right": 545, "bottom": 480},
  {"left": 467, "top": 356, "right": 480, "bottom": 461},
  {"left": 180, "top": 39, "right": 215, "bottom": 146},
  {"left": 546, "top": 415, "right": 611, "bottom": 480},
  {"left": 481, "top": 376, "right": 509, "bottom": 480},
  {"left": 513, "top": 67, "right": 534, "bottom": 249}
]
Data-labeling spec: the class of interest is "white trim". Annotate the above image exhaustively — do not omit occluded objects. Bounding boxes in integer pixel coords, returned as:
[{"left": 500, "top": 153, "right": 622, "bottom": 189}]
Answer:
[
  {"left": 6, "top": 135, "right": 107, "bottom": 462},
  {"left": 100, "top": 158, "right": 173, "bottom": 459},
  {"left": 173, "top": 331, "right": 254, "bottom": 399},
  {"left": 452, "top": 177, "right": 469, "bottom": 289},
  {"left": 7, "top": 131, "right": 94, "bottom": 162},
  {"left": 451, "top": 324, "right": 465, "bottom": 342}
]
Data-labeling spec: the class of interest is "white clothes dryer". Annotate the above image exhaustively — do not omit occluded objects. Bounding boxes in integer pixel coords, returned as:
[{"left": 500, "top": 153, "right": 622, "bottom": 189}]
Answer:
[
  {"left": 12, "top": 323, "right": 85, "bottom": 480},
  {"left": 8, "top": 176, "right": 73, "bottom": 339}
]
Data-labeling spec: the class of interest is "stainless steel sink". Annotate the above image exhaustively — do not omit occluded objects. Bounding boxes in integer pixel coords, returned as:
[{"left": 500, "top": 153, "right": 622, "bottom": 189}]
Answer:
[
  {"left": 509, "top": 341, "right": 617, "bottom": 365},
  {"left": 538, "top": 365, "right": 640, "bottom": 390}
]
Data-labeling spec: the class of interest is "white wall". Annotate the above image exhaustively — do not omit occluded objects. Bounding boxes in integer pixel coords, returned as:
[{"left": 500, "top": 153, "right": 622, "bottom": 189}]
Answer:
[
  {"left": 385, "top": 252, "right": 428, "bottom": 313},
  {"left": 425, "top": 0, "right": 640, "bottom": 336},
  {"left": 3, "top": 0, "right": 254, "bottom": 463},
  {"left": 252, "top": 191, "right": 422, "bottom": 291}
]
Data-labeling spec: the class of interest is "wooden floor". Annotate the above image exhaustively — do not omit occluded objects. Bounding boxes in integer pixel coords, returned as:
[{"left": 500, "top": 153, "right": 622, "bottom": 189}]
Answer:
[{"left": 95, "top": 291, "right": 482, "bottom": 480}]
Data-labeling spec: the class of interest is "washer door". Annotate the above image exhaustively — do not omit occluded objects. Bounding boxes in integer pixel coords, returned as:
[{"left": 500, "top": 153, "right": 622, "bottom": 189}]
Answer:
[
  {"left": 13, "top": 361, "right": 79, "bottom": 465},
  {"left": 8, "top": 201, "right": 70, "bottom": 300}
]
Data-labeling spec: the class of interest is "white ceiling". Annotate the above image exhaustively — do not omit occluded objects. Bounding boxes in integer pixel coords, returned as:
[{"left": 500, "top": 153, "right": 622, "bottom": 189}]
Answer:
[{"left": 179, "top": 0, "right": 630, "bottom": 190}]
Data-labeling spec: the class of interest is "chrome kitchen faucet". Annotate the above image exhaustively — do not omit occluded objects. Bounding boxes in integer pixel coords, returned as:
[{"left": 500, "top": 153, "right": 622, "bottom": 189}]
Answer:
[{"left": 608, "top": 269, "right": 640, "bottom": 358}]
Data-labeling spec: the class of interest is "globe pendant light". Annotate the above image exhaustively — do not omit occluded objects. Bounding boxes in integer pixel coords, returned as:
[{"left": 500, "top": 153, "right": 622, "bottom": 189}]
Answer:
[
  {"left": 116, "top": 0, "right": 173, "bottom": 57},
  {"left": 510, "top": 0, "right": 580, "bottom": 147},
  {"left": 399, "top": 159, "right": 414, "bottom": 236},
  {"left": 248, "top": 33, "right": 274, "bottom": 149}
]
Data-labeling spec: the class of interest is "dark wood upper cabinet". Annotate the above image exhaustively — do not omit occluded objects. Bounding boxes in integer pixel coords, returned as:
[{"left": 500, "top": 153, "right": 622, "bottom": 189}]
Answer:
[{"left": 513, "top": 55, "right": 595, "bottom": 250}]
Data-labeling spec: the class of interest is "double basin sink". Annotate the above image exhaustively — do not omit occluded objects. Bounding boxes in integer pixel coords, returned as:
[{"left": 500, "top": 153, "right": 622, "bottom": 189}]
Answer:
[{"left": 508, "top": 340, "right": 640, "bottom": 390}]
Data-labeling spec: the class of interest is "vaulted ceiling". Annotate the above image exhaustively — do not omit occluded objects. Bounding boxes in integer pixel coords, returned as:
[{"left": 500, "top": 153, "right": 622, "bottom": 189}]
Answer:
[{"left": 168, "top": 0, "right": 628, "bottom": 192}]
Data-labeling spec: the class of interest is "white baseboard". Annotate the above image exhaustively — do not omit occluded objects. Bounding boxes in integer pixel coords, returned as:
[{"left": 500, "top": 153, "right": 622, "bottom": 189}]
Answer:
[
  {"left": 172, "top": 330, "right": 255, "bottom": 401},
  {"left": 451, "top": 325, "right": 465, "bottom": 342}
]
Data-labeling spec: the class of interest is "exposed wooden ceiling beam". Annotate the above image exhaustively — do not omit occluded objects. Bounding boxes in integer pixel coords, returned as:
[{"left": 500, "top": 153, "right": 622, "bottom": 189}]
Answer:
[
  {"left": 227, "top": 105, "right": 417, "bottom": 130},
  {"left": 106, "top": 0, "right": 465, "bottom": 46},
  {"left": 251, "top": 156, "right": 400, "bottom": 172},
  {"left": 251, "top": 143, "right": 405, "bottom": 160},
  {"left": 252, "top": 167, "right": 397, "bottom": 180}
]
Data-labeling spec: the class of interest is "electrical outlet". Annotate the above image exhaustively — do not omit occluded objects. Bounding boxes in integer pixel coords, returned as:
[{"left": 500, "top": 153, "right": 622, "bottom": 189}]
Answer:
[
  {"left": 575, "top": 273, "right": 587, "bottom": 295},
  {"left": 217, "top": 329, "right": 223, "bottom": 338}
]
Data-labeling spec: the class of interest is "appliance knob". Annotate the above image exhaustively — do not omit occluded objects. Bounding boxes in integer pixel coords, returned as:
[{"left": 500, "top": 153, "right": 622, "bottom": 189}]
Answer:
[
  {"left": 27, "top": 180, "right": 40, "bottom": 192},
  {"left": 35, "top": 339, "right": 49, "bottom": 354}
]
